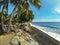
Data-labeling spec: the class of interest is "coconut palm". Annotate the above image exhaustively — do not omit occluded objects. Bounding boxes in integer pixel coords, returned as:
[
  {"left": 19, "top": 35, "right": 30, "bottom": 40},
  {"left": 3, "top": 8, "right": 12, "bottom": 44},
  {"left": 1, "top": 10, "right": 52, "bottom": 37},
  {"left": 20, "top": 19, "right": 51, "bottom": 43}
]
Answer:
[
  {"left": 9, "top": 0, "right": 41, "bottom": 30},
  {"left": 0, "top": 0, "right": 8, "bottom": 31},
  {"left": 9, "top": 0, "right": 25, "bottom": 29},
  {"left": 30, "top": 0, "right": 41, "bottom": 9},
  {"left": 25, "top": 0, "right": 41, "bottom": 15},
  {"left": 16, "top": 0, "right": 41, "bottom": 22},
  {"left": 9, "top": 0, "right": 41, "bottom": 22},
  {"left": 16, "top": 9, "right": 34, "bottom": 23}
]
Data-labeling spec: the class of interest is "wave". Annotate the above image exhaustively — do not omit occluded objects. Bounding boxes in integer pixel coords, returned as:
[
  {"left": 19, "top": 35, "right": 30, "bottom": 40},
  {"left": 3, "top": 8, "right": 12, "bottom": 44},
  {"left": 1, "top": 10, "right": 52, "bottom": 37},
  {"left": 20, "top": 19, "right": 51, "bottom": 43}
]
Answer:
[
  {"left": 31, "top": 24, "right": 60, "bottom": 34},
  {"left": 30, "top": 24, "right": 60, "bottom": 42},
  {"left": 38, "top": 25, "right": 60, "bottom": 34},
  {"left": 39, "top": 25, "right": 60, "bottom": 30}
]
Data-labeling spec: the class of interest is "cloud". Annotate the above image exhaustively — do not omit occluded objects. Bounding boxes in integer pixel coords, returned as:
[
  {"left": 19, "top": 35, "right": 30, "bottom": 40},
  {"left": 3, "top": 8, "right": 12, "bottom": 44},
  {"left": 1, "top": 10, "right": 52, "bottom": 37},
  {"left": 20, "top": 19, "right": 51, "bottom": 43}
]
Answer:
[
  {"left": 53, "top": 4, "right": 60, "bottom": 14},
  {"left": 54, "top": 6, "right": 60, "bottom": 13}
]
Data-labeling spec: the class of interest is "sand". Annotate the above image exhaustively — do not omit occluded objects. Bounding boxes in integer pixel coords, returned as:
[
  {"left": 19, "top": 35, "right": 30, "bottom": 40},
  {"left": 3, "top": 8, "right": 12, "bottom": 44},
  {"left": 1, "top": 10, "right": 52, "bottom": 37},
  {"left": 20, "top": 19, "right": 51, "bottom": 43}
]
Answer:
[
  {"left": 0, "top": 26, "right": 60, "bottom": 45},
  {"left": 29, "top": 26, "right": 60, "bottom": 45},
  {"left": 0, "top": 32, "right": 15, "bottom": 45}
]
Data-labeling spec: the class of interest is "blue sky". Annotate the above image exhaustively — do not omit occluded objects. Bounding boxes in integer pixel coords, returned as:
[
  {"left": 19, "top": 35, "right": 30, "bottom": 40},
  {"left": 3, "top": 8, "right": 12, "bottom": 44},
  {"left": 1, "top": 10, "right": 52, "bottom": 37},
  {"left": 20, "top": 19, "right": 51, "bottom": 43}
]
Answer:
[
  {"left": 8, "top": 0, "right": 60, "bottom": 22},
  {"left": 29, "top": 0, "right": 60, "bottom": 22}
]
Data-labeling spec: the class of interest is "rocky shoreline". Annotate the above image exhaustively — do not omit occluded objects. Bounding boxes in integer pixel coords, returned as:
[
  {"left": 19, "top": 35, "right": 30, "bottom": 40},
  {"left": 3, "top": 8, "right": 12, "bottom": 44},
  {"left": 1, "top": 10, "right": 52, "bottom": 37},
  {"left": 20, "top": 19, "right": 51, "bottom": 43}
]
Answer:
[{"left": 0, "top": 26, "right": 60, "bottom": 45}]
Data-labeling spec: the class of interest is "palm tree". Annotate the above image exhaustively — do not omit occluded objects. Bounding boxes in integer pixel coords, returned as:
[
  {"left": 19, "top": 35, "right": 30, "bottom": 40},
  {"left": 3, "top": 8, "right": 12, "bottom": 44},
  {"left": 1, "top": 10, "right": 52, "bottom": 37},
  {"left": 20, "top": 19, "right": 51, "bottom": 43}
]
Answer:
[
  {"left": 9, "top": 0, "right": 41, "bottom": 22},
  {"left": 16, "top": 10, "right": 34, "bottom": 23},
  {"left": 9, "top": 0, "right": 25, "bottom": 30},
  {"left": 9, "top": 0, "right": 41, "bottom": 30},
  {"left": 25, "top": 0, "right": 41, "bottom": 15},
  {"left": 0, "top": 0, "right": 41, "bottom": 33},
  {"left": 30, "top": 0, "right": 41, "bottom": 9},
  {"left": 0, "top": 0, "right": 8, "bottom": 31}
]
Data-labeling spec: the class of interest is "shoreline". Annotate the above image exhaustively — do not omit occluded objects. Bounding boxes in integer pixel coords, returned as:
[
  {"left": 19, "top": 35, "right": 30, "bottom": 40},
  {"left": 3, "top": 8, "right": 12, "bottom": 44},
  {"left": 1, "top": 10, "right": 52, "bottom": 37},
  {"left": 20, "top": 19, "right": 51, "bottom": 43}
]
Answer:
[
  {"left": 30, "top": 24, "right": 60, "bottom": 41},
  {"left": 30, "top": 24, "right": 60, "bottom": 45},
  {"left": 0, "top": 24, "right": 60, "bottom": 45}
]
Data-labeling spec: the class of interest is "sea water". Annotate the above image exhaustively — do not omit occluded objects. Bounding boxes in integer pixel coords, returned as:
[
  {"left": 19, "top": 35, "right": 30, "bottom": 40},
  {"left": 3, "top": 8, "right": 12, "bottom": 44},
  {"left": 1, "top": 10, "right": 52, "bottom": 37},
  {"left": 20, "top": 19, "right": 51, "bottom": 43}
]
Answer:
[{"left": 32, "top": 22, "right": 60, "bottom": 41}]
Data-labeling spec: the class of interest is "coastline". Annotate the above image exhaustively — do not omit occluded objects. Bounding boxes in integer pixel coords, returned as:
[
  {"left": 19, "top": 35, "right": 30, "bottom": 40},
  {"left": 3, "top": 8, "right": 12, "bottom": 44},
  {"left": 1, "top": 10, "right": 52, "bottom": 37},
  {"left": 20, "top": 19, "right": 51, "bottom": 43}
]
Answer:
[
  {"left": 0, "top": 24, "right": 60, "bottom": 45},
  {"left": 30, "top": 24, "right": 60, "bottom": 45},
  {"left": 30, "top": 24, "right": 60, "bottom": 41}
]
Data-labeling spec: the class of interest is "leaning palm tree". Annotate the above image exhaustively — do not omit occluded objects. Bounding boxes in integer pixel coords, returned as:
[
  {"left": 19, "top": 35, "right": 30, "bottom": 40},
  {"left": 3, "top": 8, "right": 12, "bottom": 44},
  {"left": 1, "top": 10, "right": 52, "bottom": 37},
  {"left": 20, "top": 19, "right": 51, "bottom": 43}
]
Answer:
[
  {"left": 0, "top": 0, "right": 8, "bottom": 31},
  {"left": 9, "top": 0, "right": 25, "bottom": 30},
  {"left": 24, "top": 0, "right": 41, "bottom": 15},
  {"left": 16, "top": 10, "right": 34, "bottom": 23},
  {"left": 9, "top": 0, "right": 41, "bottom": 30}
]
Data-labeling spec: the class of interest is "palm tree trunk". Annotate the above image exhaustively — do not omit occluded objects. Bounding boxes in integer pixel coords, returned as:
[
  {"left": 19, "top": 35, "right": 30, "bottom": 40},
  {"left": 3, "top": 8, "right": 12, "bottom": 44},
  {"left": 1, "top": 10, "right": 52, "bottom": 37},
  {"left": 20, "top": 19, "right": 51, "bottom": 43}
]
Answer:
[
  {"left": 9, "top": 5, "right": 17, "bottom": 31},
  {"left": 1, "top": 6, "right": 5, "bottom": 31}
]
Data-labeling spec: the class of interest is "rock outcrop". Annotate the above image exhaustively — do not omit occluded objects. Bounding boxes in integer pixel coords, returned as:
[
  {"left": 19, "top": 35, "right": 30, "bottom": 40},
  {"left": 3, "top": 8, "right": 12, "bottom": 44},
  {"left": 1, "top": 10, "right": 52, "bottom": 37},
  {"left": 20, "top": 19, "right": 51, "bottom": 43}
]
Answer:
[
  {"left": 17, "top": 23, "right": 31, "bottom": 32},
  {"left": 10, "top": 29, "right": 39, "bottom": 45}
]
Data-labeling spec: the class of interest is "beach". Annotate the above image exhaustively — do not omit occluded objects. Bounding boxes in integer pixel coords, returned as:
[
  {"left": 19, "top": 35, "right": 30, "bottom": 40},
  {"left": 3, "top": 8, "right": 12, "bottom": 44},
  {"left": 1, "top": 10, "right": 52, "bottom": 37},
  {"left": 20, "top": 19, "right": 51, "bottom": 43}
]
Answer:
[
  {"left": 30, "top": 24, "right": 60, "bottom": 45},
  {"left": 0, "top": 0, "right": 60, "bottom": 45},
  {"left": 0, "top": 24, "right": 60, "bottom": 45},
  {"left": 31, "top": 24, "right": 60, "bottom": 41}
]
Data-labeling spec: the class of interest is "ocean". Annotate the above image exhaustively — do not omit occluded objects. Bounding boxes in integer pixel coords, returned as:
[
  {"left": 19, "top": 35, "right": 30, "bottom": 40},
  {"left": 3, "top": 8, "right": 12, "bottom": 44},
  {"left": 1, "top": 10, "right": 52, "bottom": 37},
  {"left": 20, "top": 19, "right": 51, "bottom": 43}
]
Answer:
[{"left": 32, "top": 22, "right": 60, "bottom": 41}]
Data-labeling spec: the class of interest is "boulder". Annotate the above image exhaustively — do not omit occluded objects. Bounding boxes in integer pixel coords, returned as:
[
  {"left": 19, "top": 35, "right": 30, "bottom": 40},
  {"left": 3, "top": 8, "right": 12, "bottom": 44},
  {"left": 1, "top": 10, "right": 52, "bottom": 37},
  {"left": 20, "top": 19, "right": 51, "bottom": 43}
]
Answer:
[
  {"left": 19, "top": 23, "right": 31, "bottom": 32},
  {"left": 10, "top": 36, "right": 21, "bottom": 45},
  {"left": 10, "top": 29, "right": 39, "bottom": 45}
]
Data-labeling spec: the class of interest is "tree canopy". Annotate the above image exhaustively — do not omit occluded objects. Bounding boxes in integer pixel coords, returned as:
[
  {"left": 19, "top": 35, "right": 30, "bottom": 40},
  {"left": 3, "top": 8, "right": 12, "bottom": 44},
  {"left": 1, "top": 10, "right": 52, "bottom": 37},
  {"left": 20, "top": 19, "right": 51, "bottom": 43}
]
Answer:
[{"left": 0, "top": 0, "right": 41, "bottom": 32}]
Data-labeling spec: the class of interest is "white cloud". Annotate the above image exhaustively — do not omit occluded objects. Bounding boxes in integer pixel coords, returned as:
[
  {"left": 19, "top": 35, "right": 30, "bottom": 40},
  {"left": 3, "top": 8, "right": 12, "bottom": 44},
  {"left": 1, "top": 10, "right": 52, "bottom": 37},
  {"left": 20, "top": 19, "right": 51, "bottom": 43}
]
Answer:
[
  {"left": 53, "top": 4, "right": 60, "bottom": 14},
  {"left": 54, "top": 6, "right": 60, "bottom": 13}
]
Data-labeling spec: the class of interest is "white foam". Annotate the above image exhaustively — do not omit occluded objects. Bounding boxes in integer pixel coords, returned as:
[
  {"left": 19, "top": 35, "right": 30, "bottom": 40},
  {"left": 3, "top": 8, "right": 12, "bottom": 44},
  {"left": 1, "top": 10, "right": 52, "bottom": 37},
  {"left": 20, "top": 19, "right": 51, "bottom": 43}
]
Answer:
[{"left": 30, "top": 24, "right": 60, "bottom": 41}]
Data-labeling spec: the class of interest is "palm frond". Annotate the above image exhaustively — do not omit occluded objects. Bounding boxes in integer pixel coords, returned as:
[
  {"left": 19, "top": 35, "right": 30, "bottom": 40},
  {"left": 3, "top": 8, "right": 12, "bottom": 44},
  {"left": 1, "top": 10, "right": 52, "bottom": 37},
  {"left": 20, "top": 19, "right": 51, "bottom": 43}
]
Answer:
[{"left": 29, "top": 0, "right": 41, "bottom": 9}]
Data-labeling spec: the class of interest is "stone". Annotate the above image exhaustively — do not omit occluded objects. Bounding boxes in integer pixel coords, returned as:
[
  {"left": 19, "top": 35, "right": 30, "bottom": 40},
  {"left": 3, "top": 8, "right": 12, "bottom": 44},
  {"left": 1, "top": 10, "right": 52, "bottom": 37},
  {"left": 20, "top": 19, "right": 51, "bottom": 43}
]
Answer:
[
  {"left": 10, "top": 36, "right": 20, "bottom": 45},
  {"left": 16, "top": 29, "right": 23, "bottom": 36},
  {"left": 10, "top": 29, "right": 39, "bottom": 45}
]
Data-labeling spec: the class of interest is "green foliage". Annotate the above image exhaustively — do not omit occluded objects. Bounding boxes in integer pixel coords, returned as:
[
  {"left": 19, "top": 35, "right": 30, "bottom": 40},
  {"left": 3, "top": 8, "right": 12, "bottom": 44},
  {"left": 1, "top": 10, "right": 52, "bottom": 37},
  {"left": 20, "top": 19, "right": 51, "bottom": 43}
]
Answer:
[
  {"left": 3, "top": 13, "right": 8, "bottom": 22},
  {"left": 16, "top": 10, "right": 34, "bottom": 23},
  {"left": 0, "top": 12, "right": 2, "bottom": 23},
  {"left": 0, "top": 11, "right": 8, "bottom": 22},
  {"left": 30, "top": 0, "right": 41, "bottom": 9},
  {"left": 0, "top": 0, "right": 41, "bottom": 24},
  {"left": 0, "top": 0, "right": 8, "bottom": 10}
]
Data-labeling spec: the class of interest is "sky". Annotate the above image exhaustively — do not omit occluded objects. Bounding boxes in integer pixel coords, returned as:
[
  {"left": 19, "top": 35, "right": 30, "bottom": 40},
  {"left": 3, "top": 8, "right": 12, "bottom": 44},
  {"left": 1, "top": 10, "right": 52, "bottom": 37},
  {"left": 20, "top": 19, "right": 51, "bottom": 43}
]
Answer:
[
  {"left": 8, "top": 0, "right": 60, "bottom": 22},
  {"left": 29, "top": 0, "right": 60, "bottom": 22}
]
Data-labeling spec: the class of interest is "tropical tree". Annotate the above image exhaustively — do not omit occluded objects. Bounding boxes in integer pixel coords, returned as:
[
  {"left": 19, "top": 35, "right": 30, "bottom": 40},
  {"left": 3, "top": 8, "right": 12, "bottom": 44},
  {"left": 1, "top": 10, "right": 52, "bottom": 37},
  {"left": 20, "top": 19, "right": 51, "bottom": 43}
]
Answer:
[
  {"left": 9, "top": 0, "right": 41, "bottom": 24},
  {"left": 0, "top": 0, "right": 8, "bottom": 31},
  {"left": 0, "top": 0, "right": 41, "bottom": 31},
  {"left": 30, "top": 0, "right": 41, "bottom": 9},
  {"left": 3, "top": 12, "right": 8, "bottom": 24},
  {"left": 16, "top": 10, "right": 34, "bottom": 23},
  {"left": 0, "top": 0, "right": 41, "bottom": 33},
  {"left": 9, "top": 0, "right": 26, "bottom": 30}
]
